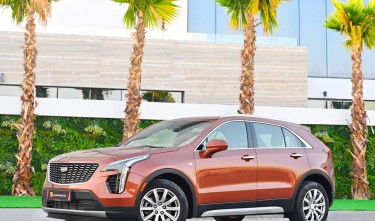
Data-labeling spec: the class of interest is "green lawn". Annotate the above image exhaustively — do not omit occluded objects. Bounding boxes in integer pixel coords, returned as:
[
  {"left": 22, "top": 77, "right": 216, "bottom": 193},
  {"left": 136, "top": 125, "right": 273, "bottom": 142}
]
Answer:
[
  {"left": 330, "top": 199, "right": 375, "bottom": 211},
  {"left": 0, "top": 196, "right": 42, "bottom": 208},
  {"left": 0, "top": 197, "right": 374, "bottom": 211}
]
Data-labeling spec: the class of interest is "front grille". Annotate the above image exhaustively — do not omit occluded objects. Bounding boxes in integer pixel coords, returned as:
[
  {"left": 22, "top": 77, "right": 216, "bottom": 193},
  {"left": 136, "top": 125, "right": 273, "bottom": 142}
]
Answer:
[
  {"left": 49, "top": 163, "right": 99, "bottom": 184},
  {"left": 106, "top": 175, "right": 119, "bottom": 193},
  {"left": 46, "top": 200, "right": 100, "bottom": 211}
]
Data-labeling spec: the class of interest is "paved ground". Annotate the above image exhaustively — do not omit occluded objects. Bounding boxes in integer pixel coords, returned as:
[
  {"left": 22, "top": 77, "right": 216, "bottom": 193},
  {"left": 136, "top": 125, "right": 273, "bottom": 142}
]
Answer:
[{"left": 0, "top": 209, "right": 371, "bottom": 221}]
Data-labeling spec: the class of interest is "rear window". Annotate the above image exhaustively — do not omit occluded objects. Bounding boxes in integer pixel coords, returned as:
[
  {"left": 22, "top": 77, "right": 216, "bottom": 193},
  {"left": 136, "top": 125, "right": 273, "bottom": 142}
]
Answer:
[{"left": 253, "top": 123, "right": 305, "bottom": 148}]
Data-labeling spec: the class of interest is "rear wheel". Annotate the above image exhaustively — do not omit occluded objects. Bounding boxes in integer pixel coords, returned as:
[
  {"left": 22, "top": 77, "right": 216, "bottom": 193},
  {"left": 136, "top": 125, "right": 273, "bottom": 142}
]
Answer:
[
  {"left": 289, "top": 181, "right": 329, "bottom": 221},
  {"left": 213, "top": 216, "right": 245, "bottom": 221},
  {"left": 137, "top": 179, "right": 188, "bottom": 221}
]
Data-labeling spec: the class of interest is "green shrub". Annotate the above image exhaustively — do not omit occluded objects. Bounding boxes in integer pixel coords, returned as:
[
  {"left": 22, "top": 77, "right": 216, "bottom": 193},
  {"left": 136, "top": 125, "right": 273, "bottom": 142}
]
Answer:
[
  {"left": 0, "top": 114, "right": 156, "bottom": 195},
  {"left": 310, "top": 125, "right": 375, "bottom": 199}
]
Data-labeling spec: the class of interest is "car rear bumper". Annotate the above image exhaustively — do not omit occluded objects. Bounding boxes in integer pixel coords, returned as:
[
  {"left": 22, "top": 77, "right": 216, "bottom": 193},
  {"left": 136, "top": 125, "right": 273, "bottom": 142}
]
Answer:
[{"left": 42, "top": 190, "right": 137, "bottom": 220}]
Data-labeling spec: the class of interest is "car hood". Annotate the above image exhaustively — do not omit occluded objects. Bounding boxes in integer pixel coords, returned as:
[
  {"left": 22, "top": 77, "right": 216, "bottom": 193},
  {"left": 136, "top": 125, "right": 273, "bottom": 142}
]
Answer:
[{"left": 50, "top": 146, "right": 178, "bottom": 163}]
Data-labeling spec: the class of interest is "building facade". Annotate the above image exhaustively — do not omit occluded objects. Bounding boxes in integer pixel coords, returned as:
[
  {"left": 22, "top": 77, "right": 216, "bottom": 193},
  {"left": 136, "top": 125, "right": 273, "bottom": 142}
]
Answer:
[{"left": 0, "top": 0, "right": 374, "bottom": 110}]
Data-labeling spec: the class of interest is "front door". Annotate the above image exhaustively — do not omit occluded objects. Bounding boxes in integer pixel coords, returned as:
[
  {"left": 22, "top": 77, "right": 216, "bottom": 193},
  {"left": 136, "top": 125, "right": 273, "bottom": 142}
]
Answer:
[{"left": 194, "top": 121, "right": 257, "bottom": 204}]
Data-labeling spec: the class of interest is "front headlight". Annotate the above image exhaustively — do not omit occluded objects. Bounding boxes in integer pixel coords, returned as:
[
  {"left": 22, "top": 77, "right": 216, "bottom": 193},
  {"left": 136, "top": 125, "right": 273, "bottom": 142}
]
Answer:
[{"left": 102, "top": 155, "right": 149, "bottom": 193}]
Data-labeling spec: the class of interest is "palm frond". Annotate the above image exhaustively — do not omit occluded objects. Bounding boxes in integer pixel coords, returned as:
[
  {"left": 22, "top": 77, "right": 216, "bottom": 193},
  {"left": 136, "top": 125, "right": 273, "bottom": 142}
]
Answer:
[
  {"left": 114, "top": 0, "right": 179, "bottom": 29},
  {"left": 0, "top": 0, "right": 53, "bottom": 25},
  {"left": 217, "top": 0, "right": 249, "bottom": 30},
  {"left": 325, "top": 0, "right": 375, "bottom": 50},
  {"left": 217, "top": 0, "right": 283, "bottom": 33},
  {"left": 32, "top": 0, "right": 52, "bottom": 25},
  {"left": 257, "top": 0, "right": 282, "bottom": 34}
]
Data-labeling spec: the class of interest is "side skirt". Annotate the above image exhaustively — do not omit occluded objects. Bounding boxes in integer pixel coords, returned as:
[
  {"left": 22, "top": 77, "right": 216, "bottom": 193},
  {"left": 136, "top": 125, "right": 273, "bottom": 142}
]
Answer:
[{"left": 198, "top": 198, "right": 292, "bottom": 217}]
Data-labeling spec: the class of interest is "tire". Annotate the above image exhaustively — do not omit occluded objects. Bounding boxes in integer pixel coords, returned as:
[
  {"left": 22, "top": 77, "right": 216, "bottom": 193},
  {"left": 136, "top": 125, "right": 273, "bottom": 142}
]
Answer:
[
  {"left": 213, "top": 215, "right": 245, "bottom": 221},
  {"left": 289, "top": 181, "right": 329, "bottom": 221},
  {"left": 137, "top": 179, "right": 188, "bottom": 221}
]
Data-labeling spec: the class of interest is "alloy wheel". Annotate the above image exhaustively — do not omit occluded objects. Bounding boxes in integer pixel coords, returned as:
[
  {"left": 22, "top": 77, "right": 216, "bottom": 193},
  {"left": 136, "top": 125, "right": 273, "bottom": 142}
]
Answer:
[
  {"left": 140, "top": 188, "right": 181, "bottom": 221},
  {"left": 302, "top": 189, "right": 326, "bottom": 221}
]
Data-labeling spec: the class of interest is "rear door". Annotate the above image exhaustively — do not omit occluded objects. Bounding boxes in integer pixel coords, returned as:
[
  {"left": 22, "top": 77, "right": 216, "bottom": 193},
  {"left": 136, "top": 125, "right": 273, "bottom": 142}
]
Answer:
[
  {"left": 250, "top": 122, "right": 310, "bottom": 201},
  {"left": 194, "top": 121, "right": 257, "bottom": 204}
]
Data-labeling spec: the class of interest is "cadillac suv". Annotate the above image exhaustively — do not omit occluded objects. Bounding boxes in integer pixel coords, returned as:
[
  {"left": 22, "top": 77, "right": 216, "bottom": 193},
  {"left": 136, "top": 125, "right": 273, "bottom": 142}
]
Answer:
[{"left": 43, "top": 116, "right": 334, "bottom": 221}]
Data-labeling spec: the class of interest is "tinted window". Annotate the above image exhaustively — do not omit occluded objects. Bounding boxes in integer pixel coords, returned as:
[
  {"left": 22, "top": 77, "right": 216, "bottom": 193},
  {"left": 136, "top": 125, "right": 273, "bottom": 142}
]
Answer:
[
  {"left": 205, "top": 121, "right": 248, "bottom": 149},
  {"left": 253, "top": 123, "right": 285, "bottom": 148},
  {"left": 283, "top": 128, "right": 304, "bottom": 147}
]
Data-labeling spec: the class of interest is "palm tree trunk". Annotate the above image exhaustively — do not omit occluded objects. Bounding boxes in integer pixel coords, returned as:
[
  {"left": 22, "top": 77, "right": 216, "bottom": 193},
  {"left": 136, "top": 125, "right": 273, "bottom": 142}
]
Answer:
[
  {"left": 350, "top": 45, "right": 369, "bottom": 200},
  {"left": 123, "top": 12, "right": 146, "bottom": 141},
  {"left": 238, "top": 13, "right": 256, "bottom": 115},
  {"left": 12, "top": 6, "right": 37, "bottom": 196}
]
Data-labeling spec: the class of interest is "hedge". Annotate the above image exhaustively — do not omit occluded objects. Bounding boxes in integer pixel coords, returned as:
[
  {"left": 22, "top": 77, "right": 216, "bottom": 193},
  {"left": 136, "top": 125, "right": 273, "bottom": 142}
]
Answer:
[{"left": 0, "top": 114, "right": 374, "bottom": 198}]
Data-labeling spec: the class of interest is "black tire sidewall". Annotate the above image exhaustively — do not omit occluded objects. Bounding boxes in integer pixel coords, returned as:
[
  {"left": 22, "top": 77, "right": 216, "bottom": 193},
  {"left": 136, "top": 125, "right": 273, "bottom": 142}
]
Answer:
[
  {"left": 136, "top": 179, "right": 188, "bottom": 221},
  {"left": 213, "top": 215, "right": 245, "bottom": 221},
  {"left": 291, "top": 181, "right": 329, "bottom": 221}
]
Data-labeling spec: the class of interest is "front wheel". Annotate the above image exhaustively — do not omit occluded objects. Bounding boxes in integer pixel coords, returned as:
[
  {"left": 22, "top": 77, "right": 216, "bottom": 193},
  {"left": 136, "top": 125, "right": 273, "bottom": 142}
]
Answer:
[
  {"left": 137, "top": 179, "right": 188, "bottom": 221},
  {"left": 213, "top": 215, "right": 245, "bottom": 221},
  {"left": 289, "top": 181, "right": 329, "bottom": 221}
]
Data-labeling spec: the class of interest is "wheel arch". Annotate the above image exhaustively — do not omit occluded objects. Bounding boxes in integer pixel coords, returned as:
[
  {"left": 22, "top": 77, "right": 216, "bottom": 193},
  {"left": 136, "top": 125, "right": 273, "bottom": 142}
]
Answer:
[
  {"left": 292, "top": 170, "right": 334, "bottom": 210},
  {"left": 136, "top": 169, "right": 198, "bottom": 218}
]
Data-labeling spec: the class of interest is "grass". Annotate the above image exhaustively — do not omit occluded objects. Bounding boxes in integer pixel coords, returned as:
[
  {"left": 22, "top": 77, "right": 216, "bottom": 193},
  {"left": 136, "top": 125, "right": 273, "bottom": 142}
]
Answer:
[
  {"left": 330, "top": 199, "right": 375, "bottom": 211},
  {"left": 0, "top": 196, "right": 42, "bottom": 208},
  {"left": 0, "top": 197, "right": 374, "bottom": 211}
]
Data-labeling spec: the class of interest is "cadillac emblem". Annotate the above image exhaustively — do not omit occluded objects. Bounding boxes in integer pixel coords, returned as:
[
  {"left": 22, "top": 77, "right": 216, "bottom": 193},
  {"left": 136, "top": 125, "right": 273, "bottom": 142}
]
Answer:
[{"left": 60, "top": 167, "right": 68, "bottom": 173}]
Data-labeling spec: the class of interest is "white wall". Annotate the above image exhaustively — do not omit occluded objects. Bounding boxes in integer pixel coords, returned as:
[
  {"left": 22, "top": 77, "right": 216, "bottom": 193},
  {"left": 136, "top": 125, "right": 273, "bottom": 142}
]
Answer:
[
  {"left": 1, "top": 96, "right": 375, "bottom": 126},
  {"left": 308, "top": 77, "right": 375, "bottom": 100},
  {"left": 0, "top": 0, "right": 188, "bottom": 38}
]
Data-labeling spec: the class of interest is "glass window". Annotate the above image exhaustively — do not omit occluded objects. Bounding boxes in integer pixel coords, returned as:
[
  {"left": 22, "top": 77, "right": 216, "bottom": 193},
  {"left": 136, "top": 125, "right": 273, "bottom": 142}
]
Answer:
[
  {"left": 300, "top": 0, "right": 327, "bottom": 77},
  {"left": 188, "top": 0, "right": 216, "bottom": 34},
  {"left": 253, "top": 123, "right": 285, "bottom": 148},
  {"left": 36, "top": 86, "right": 57, "bottom": 98},
  {"left": 205, "top": 121, "right": 248, "bottom": 149},
  {"left": 0, "top": 85, "right": 22, "bottom": 97},
  {"left": 283, "top": 128, "right": 304, "bottom": 147},
  {"left": 123, "top": 121, "right": 213, "bottom": 148}
]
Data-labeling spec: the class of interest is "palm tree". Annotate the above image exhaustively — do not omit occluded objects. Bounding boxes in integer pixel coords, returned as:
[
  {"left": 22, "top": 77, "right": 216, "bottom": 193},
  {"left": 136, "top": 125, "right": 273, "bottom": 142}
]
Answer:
[
  {"left": 325, "top": 0, "right": 375, "bottom": 200},
  {"left": 0, "top": 0, "right": 53, "bottom": 196},
  {"left": 112, "top": 0, "right": 179, "bottom": 140},
  {"left": 216, "top": 0, "right": 282, "bottom": 114}
]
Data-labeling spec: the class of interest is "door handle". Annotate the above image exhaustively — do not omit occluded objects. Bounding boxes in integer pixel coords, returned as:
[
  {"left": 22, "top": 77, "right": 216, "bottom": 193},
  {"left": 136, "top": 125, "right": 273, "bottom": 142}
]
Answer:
[
  {"left": 290, "top": 153, "right": 302, "bottom": 159},
  {"left": 241, "top": 155, "right": 255, "bottom": 161}
]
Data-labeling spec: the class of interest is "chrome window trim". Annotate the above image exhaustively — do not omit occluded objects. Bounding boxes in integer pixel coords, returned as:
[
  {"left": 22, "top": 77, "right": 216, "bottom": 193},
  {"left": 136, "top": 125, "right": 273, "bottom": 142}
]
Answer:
[
  {"left": 194, "top": 120, "right": 250, "bottom": 152},
  {"left": 251, "top": 121, "right": 312, "bottom": 149},
  {"left": 194, "top": 120, "right": 312, "bottom": 152}
]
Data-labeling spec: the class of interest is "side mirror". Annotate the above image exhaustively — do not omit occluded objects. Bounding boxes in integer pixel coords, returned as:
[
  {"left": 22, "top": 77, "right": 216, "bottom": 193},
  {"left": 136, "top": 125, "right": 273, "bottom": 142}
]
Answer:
[{"left": 202, "top": 139, "right": 228, "bottom": 158}]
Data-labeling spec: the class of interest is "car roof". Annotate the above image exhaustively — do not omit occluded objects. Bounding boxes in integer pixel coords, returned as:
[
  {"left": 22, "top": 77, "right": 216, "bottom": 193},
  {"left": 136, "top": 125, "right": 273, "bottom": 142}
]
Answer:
[{"left": 169, "top": 115, "right": 310, "bottom": 132}]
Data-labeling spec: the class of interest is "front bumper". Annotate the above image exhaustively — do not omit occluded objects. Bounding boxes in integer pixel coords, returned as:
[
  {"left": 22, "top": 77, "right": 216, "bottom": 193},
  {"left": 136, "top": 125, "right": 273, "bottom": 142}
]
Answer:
[{"left": 42, "top": 190, "right": 137, "bottom": 220}]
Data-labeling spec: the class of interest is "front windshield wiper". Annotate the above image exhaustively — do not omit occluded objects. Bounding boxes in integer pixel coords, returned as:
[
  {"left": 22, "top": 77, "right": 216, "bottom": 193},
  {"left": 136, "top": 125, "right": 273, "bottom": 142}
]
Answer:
[{"left": 144, "top": 145, "right": 165, "bottom": 148}]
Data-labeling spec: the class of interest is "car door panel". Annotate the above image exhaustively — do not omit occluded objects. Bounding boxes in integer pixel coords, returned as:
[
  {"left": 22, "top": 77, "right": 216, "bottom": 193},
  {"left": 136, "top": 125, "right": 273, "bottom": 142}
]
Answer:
[
  {"left": 194, "top": 121, "right": 257, "bottom": 204},
  {"left": 250, "top": 122, "right": 311, "bottom": 201},
  {"left": 255, "top": 148, "right": 310, "bottom": 200},
  {"left": 194, "top": 149, "right": 257, "bottom": 204}
]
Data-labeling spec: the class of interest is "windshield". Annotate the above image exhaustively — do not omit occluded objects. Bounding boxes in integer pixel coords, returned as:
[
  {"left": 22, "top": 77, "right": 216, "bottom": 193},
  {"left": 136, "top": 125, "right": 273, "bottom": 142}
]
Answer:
[{"left": 122, "top": 120, "right": 213, "bottom": 148}]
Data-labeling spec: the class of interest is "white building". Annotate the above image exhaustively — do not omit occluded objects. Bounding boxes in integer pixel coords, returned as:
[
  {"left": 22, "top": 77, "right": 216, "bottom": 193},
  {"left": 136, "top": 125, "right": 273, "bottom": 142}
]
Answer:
[{"left": 0, "top": 0, "right": 374, "bottom": 125}]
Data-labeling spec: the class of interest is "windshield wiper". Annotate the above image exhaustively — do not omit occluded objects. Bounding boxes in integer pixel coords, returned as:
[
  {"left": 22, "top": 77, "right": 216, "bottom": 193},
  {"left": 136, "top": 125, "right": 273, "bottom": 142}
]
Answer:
[{"left": 144, "top": 145, "right": 165, "bottom": 148}]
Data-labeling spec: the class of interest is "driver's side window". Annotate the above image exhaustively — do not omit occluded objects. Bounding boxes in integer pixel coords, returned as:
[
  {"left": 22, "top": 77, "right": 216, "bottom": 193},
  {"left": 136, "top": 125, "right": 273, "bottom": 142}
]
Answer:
[{"left": 199, "top": 121, "right": 248, "bottom": 150}]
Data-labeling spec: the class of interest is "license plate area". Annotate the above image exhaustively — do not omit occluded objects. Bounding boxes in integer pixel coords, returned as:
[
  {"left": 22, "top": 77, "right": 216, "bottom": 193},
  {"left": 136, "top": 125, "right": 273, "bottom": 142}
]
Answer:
[{"left": 47, "top": 190, "right": 72, "bottom": 202}]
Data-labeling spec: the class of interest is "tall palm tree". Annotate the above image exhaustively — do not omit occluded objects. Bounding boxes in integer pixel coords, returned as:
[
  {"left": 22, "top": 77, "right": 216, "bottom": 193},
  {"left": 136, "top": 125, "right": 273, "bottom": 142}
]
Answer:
[
  {"left": 216, "top": 0, "right": 282, "bottom": 114},
  {"left": 325, "top": 0, "right": 375, "bottom": 200},
  {"left": 112, "top": 0, "right": 179, "bottom": 140},
  {"left": 0, "top": 0, "right": 53, "bottom": 196}
]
